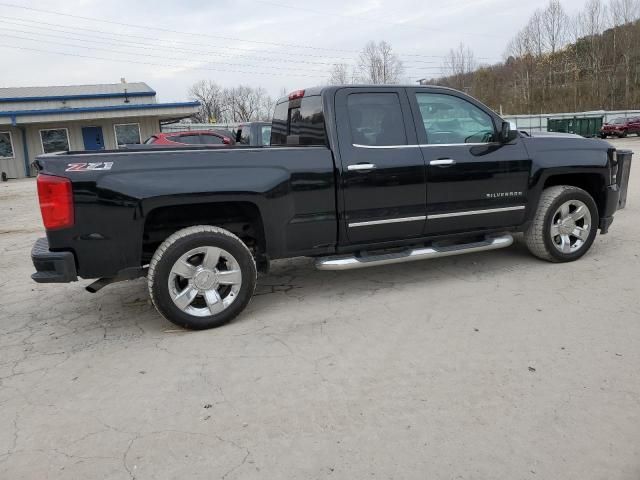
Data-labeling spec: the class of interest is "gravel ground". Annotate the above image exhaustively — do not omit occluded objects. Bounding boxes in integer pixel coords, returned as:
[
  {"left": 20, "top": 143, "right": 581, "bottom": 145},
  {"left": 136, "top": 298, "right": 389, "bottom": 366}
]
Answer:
[{"left": 1, "top": 138, "right": 639, "bottom": 479}]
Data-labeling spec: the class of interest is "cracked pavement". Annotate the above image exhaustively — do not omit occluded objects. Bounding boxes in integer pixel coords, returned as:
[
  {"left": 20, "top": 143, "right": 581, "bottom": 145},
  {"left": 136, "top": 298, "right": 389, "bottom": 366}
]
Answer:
[{"left": 1, "top": 138, "right": 639, "bottom": 479}]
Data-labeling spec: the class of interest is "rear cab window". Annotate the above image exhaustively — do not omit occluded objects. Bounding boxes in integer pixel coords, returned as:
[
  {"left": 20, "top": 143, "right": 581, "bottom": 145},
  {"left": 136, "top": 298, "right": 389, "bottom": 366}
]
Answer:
[
  {"left": 271, "top": 95, "right": 326, "bottom": 146},
  {"left": 346, "top": 93, "right": 407, "bottom": 146}
]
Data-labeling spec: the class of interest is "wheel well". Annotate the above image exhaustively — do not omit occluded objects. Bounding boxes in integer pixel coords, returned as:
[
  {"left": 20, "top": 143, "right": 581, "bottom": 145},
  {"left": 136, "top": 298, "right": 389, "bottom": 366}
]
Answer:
[
  {"left": 142, "top": 202, "right": 265, "bottom": 264},
  {"left": 543, "top": 173, "right": 606, "bottom": 215}
]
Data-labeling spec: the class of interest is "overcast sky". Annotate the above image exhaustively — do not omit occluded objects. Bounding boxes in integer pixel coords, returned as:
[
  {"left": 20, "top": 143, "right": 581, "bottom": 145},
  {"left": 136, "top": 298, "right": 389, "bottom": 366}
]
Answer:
[{"left": 1, "top": 0, "right": 592, "bottom": 101}]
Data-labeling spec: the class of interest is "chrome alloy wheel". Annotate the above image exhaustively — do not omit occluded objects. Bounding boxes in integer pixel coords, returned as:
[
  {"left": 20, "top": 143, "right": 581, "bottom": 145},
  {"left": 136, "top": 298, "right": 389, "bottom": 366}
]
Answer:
[
  {"left": 549, "top": 199, "right": 592, "bottom": 254},
  {"left": 168, "top": 246, "right": 242, "bottom": 317}
]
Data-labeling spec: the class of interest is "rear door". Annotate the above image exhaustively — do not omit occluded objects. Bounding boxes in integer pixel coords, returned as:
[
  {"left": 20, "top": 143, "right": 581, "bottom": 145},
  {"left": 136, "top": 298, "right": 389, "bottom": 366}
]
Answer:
[
  {"left": 335, "top": 87, "right": 426, "bottom": 244},
  {"left": 407, "top": 88, "right": 531, "bottom": 236}
]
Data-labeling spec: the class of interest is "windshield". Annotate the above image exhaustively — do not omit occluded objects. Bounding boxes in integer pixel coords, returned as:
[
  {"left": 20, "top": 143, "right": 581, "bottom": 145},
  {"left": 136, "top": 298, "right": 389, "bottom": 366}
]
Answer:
[{"left": 611, "top": 118, "right": 625, "bottom": 124}]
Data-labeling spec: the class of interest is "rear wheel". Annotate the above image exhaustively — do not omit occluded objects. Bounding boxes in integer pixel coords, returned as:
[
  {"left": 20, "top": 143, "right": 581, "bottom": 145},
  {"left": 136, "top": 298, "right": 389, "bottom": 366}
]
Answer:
[
  {"left": 148, "top": 226, "right": 257, "bottom": 330},
  {"left": 524, "top": 186, "right": 599, "bottom": 263}
]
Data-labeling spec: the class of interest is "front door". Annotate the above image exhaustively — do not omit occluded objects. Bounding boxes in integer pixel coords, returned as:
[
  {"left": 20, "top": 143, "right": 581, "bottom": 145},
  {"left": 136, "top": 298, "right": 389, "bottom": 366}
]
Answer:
[
  {"left": 335, "top": 88, "right": 426, "bottom": 244},
  {"left": 406, "top": 88, "right": 531, "bottom": 236},
  {"left": 81, "top": 126, "right": 104, "bottom": 150}
]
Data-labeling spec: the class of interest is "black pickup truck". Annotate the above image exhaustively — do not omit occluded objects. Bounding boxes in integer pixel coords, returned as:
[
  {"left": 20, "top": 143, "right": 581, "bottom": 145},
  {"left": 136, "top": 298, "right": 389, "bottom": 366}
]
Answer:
[{"left": 32, "top": 85, "right": 626, "bottom": 329}]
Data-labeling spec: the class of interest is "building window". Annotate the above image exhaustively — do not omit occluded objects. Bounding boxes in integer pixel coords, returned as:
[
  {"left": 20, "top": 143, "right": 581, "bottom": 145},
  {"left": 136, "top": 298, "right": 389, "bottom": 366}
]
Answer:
[
  {"left": 40, "top": 129, "right": 70, "bottom": 154},
  {"left": 114, "top": 123, "right": 141, "bottom": 147},
  {"left": 0, "top": 131, "right": 14, "bottom": 158}
]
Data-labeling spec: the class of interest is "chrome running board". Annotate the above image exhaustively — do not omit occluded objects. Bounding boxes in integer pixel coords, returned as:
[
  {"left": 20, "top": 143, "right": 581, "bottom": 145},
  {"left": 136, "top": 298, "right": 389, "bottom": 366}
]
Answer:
[{"left": 315, "top": 234, "right": 514, "bottom": 271}]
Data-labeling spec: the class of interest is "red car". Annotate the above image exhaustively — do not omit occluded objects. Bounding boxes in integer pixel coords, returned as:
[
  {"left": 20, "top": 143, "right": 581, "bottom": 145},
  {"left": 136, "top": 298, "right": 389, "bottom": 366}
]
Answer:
[
  {"left": 144, "top": 130, "right": 235, "bottom": 146},
  {"left": 600, "top": 117, "right": 640, "bottom": 138}
]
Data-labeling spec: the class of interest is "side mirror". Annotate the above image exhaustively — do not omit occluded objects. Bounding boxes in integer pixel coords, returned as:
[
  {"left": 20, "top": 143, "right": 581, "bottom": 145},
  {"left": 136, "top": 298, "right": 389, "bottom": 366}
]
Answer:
[{"left": 500, "top": 121, "right": 518, "bottom": 142}]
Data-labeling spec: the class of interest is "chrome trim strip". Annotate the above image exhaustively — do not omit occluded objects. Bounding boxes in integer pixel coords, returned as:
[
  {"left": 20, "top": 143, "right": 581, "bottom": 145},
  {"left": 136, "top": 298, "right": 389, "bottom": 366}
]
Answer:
[
  {"left": 353, "top": 143, "right": 490, "bottom": 149},
  {"left": 315, "top": 234, "right": 514, "bottom": 270},
  {"left": 427, "top": 205, "right": 525, "bottom": 219},
  {"left": 348, "top": 215, "right": 426, "bottom": 228}
]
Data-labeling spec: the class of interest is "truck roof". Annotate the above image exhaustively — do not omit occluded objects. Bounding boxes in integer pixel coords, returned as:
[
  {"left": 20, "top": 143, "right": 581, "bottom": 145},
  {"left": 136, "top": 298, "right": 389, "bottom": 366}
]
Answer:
[{"left": 276, "top": 84, "right": 464, "bottom": 104}]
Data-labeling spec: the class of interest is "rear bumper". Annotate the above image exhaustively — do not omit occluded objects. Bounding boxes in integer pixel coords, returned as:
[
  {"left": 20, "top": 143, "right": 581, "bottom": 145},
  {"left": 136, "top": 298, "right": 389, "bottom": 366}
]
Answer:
[
  {"left": 598, "top": 184, "right": 621, "bottom": 234},
  {"left": 31, "top": 237, "right": 78, "bottom": 283}
]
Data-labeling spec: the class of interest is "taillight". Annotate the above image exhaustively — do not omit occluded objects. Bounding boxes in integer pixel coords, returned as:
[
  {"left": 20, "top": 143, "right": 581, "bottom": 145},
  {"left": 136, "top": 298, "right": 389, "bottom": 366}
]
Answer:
[
  {"left": 288, "top": 89, "right": 305, "bottom": 100},
  {"left": 37, "top": 174, "right": 74, "bottom": 230}
]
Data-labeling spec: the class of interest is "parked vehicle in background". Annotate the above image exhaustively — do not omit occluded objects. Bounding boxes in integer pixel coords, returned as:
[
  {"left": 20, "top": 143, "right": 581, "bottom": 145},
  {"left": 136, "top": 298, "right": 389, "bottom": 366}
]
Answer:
[
  {"left": 32, "top": 85, "right": 627, "bottom": 330},
  {"left": 600, "top": 117, "right": 640, "bottom": 138},
  {"left": 144, "top": 130, "right": 235, "bottom": 146},
  {"left": 235, "top": 122, "right": 272, "bottom": 146}
]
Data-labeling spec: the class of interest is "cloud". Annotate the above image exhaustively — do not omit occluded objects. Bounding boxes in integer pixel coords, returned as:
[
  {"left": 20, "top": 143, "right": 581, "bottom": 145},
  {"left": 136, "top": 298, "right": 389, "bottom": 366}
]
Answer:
[{"left": 0, "top": 0, "right": 577, "bottom": 100}]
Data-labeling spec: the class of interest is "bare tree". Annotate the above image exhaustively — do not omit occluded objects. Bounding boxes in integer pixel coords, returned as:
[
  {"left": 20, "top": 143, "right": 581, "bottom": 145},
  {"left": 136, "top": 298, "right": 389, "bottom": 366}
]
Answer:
[
  {"left": 542, "top": 0, "right": 569, "bottom": 53},
  {"left": 527, "top": 9, "right": 546, "bottom": 56},
  {"left": 357, "top": 41, "right": 403, "bottom": 84},
  {"left": 581, "top": 0, "right": 606, "bottom": 103},
  {"left": 437, "top": 0, "right": 640, "bottom": 113},
  {"left": 443, "top": 43, "right": 477, "bottom": 90},
  {"left": 609, "top": 0, "right": 640, "bottom": 103},
  {"left": 188, "top": 81, "right": 275, "bottom": 124},
  {"left": 328, "top": 63, "right": 352, "bottom": 85},
  {"left": 221, "top": 85, "right": 273, "bottom": 123},
  {"left": 188, "top": 80, "right": 224, "bottom": 123}
]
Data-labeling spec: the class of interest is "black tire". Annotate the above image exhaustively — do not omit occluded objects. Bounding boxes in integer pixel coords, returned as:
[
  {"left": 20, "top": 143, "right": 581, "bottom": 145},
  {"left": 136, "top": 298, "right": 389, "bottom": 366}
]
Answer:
[
  {"left": 148, "top": 226, "right": 257, "bottom": 330},
  {"left": 524, "top": 185, "right": 599, "bottom": 263},
  {"left": 620, "top": 131, "right": 627, "bottom": 138},
  {"left": 599, "top": 133, "right": 607, "bottom": 139}
]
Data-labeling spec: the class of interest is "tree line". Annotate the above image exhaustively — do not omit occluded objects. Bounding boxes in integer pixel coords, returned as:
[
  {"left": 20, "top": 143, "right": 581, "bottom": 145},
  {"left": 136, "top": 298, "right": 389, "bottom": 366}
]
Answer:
[
  {"left": 433, "top": 0, "right": 640, "bottom": 114},
  {"left": 188, "top": 0, "right": 640, "bottom": 122},
  {"left": 188, "top": 81, "right": 276, "bottom": 123},
  {"left": 188, "top": 40, "right": 406, "bottom": 123}
]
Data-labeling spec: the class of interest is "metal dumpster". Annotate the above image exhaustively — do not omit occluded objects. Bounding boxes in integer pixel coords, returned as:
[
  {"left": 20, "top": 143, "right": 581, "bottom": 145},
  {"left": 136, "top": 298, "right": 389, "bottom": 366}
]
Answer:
[
  {"left": 617, "top": 149, "right": 633, "bottom": 209},
  {"left": 548, "top": 117, "right": 604, "bottom": 137}
]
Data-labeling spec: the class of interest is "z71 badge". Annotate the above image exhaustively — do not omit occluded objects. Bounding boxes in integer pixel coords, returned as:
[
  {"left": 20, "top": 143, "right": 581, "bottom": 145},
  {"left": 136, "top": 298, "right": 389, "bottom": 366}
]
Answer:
[{"left": 66, "top": 162, "right": 114, "bottom": 172}]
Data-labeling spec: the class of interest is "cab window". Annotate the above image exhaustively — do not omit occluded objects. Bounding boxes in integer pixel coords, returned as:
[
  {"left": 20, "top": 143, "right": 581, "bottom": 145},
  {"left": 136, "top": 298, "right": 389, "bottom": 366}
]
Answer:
[
  {"left": 415, "top": 93, "right": 496, "bottom": 144},
  {"left": 271, "top": 96, "right": 326, "bottom": 146},
  {"left": 347, "top": 93, "right": 407, "bottom": 146}
]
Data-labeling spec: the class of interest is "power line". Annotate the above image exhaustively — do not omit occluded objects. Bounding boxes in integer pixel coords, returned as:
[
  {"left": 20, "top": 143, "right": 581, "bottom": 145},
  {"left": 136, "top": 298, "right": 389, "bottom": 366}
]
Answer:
[
  {"left": 0, "top": 16, "right": 355, "bottom": 62},
  {"left": 0, "top": 33, "right": 451, "bottom": 78},
  {"left": 0, "top": 32, "right": 331, "bottom": 74},
  {"left": 0, "top": 2, "right": 501, "bottom": 61},
  {"left": 0, "top": 2, "right": 357, "bottom": 53},
  {"left": 0, "top": 22, "right": 348, "bottom": 66},
  {"left": 0, "top": 20, "right": 450, "bottom": 68},
  {"left": 0, "top": 44, "right": 326, "bottom": 78},
  {"left": 252, "top": 0, "right": 503, "bottom": 40}
]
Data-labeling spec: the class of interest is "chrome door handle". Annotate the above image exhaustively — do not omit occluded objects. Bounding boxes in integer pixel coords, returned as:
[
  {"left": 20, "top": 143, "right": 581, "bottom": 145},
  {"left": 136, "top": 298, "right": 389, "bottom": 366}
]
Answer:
[
  {"left": 347, "top": 163, "right": 377, "bottom": 171},
  {"left": 430, "top": 159, "right": 456, "bottom": 166}
]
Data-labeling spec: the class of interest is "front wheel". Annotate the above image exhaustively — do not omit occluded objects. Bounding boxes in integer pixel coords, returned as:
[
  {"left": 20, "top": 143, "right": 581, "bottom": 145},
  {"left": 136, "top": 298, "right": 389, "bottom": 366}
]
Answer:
[
  {"left": 148, "top": 226, "right": 257, "bottom": 330},
  {"left": 524, "top": 185, "right": 599, "bottom": 263}
]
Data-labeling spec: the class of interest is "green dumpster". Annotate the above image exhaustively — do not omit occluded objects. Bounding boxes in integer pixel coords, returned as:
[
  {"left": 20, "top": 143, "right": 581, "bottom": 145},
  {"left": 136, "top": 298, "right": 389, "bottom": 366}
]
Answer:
[{"left": 548, "top": 117, "right": 603, "bottom": 137}]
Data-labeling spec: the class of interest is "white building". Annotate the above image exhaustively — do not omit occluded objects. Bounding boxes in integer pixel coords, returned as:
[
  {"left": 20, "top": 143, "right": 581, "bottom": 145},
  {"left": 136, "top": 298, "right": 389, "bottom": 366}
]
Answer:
[{"left": 0, "top": 81, "right": 199, "bottom": 179}]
